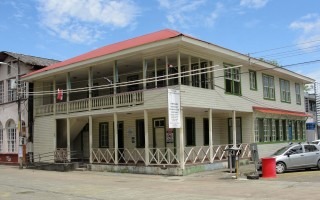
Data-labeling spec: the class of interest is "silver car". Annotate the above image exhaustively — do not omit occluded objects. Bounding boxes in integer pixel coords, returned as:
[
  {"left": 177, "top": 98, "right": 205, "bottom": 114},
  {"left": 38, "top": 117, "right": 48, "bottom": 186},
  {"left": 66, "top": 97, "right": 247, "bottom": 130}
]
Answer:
[{"left": 270, "top": 143, "right": 320, "bottom": 173}]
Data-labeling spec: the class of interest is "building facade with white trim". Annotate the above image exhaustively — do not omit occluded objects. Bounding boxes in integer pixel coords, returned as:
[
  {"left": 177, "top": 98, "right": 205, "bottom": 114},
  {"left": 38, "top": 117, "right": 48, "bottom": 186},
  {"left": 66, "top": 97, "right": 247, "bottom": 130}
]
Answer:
[{"left": 22, "top": 30, "right": 314, "bottom": 174}]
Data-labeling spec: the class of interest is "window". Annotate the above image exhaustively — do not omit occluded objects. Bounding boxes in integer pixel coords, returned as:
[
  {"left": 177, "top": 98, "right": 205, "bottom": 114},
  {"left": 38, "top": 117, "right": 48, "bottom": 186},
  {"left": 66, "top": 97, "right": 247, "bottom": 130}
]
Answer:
[
  {"left": 289, "top": 145, "right": 303, "bottom": 154},
  {"left": 262, "top": 74, "right": 275, "bottom": 100},
  {"left": 7, "top": 121, "right": 16, "bottom": 153},
  {"left": 136, "top": 119, "right": 145, "bottom": 148},
  {"left": 7, "top": 79, "right": 16, "bottom": 102},
  {"left": 20, "top": 82, "right": 28, "bottom": 99},
  {"left": 0, "top": 125, "right": 3, "bottom": 152},
  {"left": 295, "top": 83, "right": 301, "bottom": 105},
  {"left": 280, "top": 79, "right": 291, "bottom": 103},
  {"left": 224, "top": 63, "right": 241, "bottom": 95},
  {"left": 185, "top": 117, "right": 195, "bottom": 146},
  {"left": 304, "top": 145, "right": 319, "bottom": 152},
  {"left": 7, "top": 64, "right": 11, "bottom": 75},
  {"left": 249, "top": 70, "right": 257, "bottom": 90},
  {"left": 99, "top": 122, "right": 109, "bottom": 148},
  {"left": 154, "top": 119, "right": 165, "bottom": 128},
  {"left": 203, "top": 118, "right": 209, "bottom": 145},
  {"left": 0, "top": 81, "right": 4, "bottom": 104}
]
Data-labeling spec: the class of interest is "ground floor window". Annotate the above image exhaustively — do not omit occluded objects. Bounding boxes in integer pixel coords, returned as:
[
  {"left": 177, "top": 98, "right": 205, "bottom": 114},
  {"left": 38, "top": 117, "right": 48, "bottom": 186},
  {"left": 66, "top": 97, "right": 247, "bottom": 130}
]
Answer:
[
  {"left": 99, "top": 122, "right": 109, "bottom": 148},
  {"left": 255, "top": 117, "right": 305, "bottom": 142},
  {"left": 7, "top": 128, "right": 16, "bottom": 152},
  {"left": 136, "top": 119, "right": 145, "bottom": 148},
  {"left": 186, "top": 117, "right": 195, "bottom": 146}
]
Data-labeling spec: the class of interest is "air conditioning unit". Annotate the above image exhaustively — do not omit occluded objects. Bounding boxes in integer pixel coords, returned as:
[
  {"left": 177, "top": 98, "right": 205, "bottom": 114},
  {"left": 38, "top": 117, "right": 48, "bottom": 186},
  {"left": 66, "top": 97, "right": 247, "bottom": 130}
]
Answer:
[{"left": 10, "top": 79, "right": 17, "bottom": 89}]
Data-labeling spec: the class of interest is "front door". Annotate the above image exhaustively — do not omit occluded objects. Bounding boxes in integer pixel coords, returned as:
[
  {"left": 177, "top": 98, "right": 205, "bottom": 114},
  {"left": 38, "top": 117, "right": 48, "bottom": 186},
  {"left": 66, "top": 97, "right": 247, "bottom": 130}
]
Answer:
[
  {"left": 153, "top": 118, "right": 166, "bottom": 163},
  {"left": 228, "top": 117, "right": 242, "bottom": 144}
]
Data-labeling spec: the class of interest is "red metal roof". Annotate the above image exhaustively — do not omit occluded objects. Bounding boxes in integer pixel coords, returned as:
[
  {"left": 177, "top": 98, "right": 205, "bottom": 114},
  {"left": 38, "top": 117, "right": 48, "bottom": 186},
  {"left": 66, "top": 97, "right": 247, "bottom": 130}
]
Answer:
[
  {"left": 24, "top": 29, "right": 182, "bottom": 78},
  {"left": 253, "top": 106, "right": 310, "bottom": 117}
]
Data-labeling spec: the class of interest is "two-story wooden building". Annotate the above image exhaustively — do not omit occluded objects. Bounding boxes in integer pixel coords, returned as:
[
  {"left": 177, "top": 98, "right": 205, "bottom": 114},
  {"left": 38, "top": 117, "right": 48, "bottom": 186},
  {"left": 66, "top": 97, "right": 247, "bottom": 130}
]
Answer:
[{"left": 22, "top": 29, "right": 314, "bottom": 175}]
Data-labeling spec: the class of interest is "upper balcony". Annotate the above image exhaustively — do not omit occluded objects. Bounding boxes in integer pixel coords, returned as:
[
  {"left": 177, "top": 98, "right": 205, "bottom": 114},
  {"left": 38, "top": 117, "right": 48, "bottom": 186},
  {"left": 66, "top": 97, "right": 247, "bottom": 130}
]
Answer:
[{"left": 33, "top": 52, "right": 217, "bottom": 117}]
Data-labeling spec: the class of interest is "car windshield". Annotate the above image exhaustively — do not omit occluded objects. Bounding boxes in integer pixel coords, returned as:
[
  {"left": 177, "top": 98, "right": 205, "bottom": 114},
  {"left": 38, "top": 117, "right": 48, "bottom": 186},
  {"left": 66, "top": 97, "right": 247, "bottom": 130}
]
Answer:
[
  {"left": 271, "top": 145, "right": 292, "bottom": 156},
  {"left": 311, "top": 141, "right": 319, "bottom": 145}
]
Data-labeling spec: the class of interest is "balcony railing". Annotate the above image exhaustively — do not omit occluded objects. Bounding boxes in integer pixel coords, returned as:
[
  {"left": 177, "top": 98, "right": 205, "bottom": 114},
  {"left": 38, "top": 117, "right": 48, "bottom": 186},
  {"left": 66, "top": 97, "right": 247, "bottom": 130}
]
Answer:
[{"left": 35, "top": 90, "right": 144, "bottom": 116}]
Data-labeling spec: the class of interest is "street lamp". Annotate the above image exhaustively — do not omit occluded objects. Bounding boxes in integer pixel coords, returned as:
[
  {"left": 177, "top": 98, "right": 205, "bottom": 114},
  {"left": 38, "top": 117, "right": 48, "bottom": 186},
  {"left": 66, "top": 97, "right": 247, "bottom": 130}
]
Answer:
[{"left": 0, "top": 59, "right": 24, "bottom": 169}]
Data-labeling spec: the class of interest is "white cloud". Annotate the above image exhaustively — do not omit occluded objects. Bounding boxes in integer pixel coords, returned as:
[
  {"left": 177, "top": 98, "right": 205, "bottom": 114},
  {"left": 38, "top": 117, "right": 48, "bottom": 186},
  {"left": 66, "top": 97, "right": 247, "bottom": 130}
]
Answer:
[
  {"left": 290, "top": 13, "right": 320, "bottom": 50},
  {"left": 37, "top": 0, "right": 140, "bottom": 44},
  {"left": 157, "top": 0, "right": 222, "bottom": 29},
  {"left": 240, "top": 0, "right": 268, "bottom": 9}
]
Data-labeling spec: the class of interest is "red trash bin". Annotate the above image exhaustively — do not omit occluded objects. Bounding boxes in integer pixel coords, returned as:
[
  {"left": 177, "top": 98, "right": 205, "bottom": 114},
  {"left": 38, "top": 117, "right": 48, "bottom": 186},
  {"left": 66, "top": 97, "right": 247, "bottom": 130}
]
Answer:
[{"left": 261, "top": 157, "right": 276, "bottom": 178}]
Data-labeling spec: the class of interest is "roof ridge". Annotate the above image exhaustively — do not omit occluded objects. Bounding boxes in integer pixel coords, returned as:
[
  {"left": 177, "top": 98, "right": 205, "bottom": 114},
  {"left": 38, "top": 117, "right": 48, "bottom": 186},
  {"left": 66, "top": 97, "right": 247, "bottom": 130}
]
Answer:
[{"left": 2, "top": 51, "right": 59, "bottom": 62}]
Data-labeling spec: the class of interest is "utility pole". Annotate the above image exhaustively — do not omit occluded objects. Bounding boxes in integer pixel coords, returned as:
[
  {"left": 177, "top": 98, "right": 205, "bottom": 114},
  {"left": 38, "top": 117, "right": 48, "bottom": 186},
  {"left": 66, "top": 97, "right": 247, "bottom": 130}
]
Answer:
[{"left": 16, "top": 58, "right": 23, "bottom": 169}]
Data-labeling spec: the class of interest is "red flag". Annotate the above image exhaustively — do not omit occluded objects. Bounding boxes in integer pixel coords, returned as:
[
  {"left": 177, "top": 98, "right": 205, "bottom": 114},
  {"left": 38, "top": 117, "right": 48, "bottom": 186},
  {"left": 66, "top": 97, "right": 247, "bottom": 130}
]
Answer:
[{"left": 57, "top": 88, "right": 63, "bottom": 101}]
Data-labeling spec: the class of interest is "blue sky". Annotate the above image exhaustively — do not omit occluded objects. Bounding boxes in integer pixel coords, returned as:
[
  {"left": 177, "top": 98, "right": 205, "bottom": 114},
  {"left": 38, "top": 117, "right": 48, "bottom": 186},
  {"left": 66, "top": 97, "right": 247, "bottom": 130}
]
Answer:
[{"left": 1, "top": 0, "right": 320, "bottom": 82}]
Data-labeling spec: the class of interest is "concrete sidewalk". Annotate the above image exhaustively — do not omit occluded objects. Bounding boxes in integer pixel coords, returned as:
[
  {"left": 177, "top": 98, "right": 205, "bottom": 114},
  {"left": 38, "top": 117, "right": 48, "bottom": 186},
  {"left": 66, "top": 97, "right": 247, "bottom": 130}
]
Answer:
[{"left": 0, "top": 164, "right": 319, "bottom": 200}]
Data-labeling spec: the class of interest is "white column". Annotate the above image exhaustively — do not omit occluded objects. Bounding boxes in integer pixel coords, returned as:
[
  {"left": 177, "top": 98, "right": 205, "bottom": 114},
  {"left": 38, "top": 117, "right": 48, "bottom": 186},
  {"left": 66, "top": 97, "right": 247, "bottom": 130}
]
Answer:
[
  {"left": 113, "top": 61, "right": 117, "bottom": 109},
  {"left": 179, "top": 107, "right": 185, "bottom": 170},
  {"left": 209, "top": 108, "right": 213, "bottom": 163},
  {"left": 232, "top": 110, "right": 236, "bottom": 147},
  {"left": 89, "top": 115, "right": 93, "bottom": 163},
  {"left": 143, "top": 59, "right": 147, "bottom": 90},
  {"left": 177, "top": 52, "right": 181, "bottom": 85},
  {"left": 67, "top": 118, "right": 71, "bottom": 161},
  {"left": 188, "top": 56, "right": 192, "bottom": 86},
  {"left": 144, "top": 110, "right": 149, "bottom": 166},
  {"left": 154, "top": 58, "right": 158, "bottom": 88},
  {"left": 66, "top": 73, "right": 71, "bottom": 114},
  {"left": 165, "top": 56, "right": 169, "bottom": 86},
  {"left": 88, "top": 67, "right": 92, "bottom": 111},
  {"left": 114, "top": 112, "right": 118, "bottom": 164},
  {"left": 53, "top": 79, "right": 56, "bottom": 115}
]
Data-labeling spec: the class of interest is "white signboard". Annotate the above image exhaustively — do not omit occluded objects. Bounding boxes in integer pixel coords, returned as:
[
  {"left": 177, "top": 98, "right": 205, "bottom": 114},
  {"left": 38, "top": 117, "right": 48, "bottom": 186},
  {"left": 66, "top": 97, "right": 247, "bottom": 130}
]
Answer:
[{"left": 168, "top": 89, "right": 181, "bottom": 128}]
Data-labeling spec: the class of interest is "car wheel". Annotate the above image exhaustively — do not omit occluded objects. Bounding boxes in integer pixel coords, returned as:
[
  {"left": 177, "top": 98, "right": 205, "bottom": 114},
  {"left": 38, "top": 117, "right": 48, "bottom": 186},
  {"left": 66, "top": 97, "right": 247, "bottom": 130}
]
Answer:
[
  {"left": 276, "top": 162, "right": 286, "bottom": 174},
  {"left": 317, "top": 160, "right": 320, "bottom": 170}
]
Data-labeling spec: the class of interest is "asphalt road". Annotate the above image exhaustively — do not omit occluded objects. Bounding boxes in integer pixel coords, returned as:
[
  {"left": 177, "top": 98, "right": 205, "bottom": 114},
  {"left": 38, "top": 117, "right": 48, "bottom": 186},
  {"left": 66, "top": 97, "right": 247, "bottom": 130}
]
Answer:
[{"left": 0, "top": 164, "right": 320, "bottom": 200}]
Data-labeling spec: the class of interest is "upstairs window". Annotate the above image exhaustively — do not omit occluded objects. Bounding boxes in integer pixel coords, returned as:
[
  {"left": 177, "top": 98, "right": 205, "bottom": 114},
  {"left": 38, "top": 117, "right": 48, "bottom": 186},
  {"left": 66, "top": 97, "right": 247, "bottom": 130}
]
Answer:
[
  {"left": 0, "top": 81, "right": 4, "bottom": 104},
  {"left": 224, "top": 63, "right": 241, "bottom": 95},
  {"left": 7, "top": 79, "right": 17, "bottom": 102},
  {"left": 280, "top": 79, "right": 291, "bottom": 103},
  {"left": 249, "top": 70, "right": 257, "bottom": 90},
  {"left": 262, "top": 74, "right": 275, "bottom": 100},
  {"left": 295, "top": 83, "right": 301, "bottom": 105}
]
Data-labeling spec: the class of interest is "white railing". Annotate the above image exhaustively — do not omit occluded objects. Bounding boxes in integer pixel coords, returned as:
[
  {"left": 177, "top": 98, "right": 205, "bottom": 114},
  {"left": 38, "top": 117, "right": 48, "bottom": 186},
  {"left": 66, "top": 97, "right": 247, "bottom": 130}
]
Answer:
[
  {"left": 184, "top": 146, "right": 210, "bottom": 164},
  {"left": 90, "top": 144, "right": 251, "bottom": 167},
  {"left": 56, "top": 102, "right": 67, "bottom": 114},
  {"left": 116, "top": 91, "right": 143, "bottom": 107},
  {"left": 117, "top": 148, "right": 145, "bottom": 164},
  {"left": 69, "top": 98, "right": 89, "bottom": 113},
  {"left": 35, "top": 90, "right": 144, "bottom": 116},
  {"left": 148, "top": 148, "right": 179, "bottom": 165},
  {"left": 92, "top": 148, "right": 115, "bottom": 164},
  {"left": 54, "top": 148, "right": 68, "bottom": 162},
  {"left": 35, "top": 104, "right": 54, "bottom": 116},
  {"left": 91, "top": 95, "right": 113, "bottom": 110}
]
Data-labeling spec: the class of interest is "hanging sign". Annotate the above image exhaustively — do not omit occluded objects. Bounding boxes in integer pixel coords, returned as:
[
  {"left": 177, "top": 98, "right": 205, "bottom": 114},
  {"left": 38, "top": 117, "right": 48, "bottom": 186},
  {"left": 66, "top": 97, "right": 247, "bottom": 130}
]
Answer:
[{"left": 168, "top": 89, "right": 181, "bottom": 128}]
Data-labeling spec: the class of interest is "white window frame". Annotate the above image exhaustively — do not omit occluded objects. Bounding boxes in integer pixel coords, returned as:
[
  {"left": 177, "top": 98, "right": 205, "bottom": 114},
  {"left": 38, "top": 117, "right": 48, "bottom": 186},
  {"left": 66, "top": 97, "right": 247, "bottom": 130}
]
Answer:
[
  {"left": 7, "top": 79, "right": 16, "bottom": 102},
  {"left": 7, "top": 127, "right": 16, "bottom": 153},
  {"left": 295, "top": 83, "right": 301, "bottom": 105},
  {"left": 0, "top": 81, "right": 4, "bottom": 104}
]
